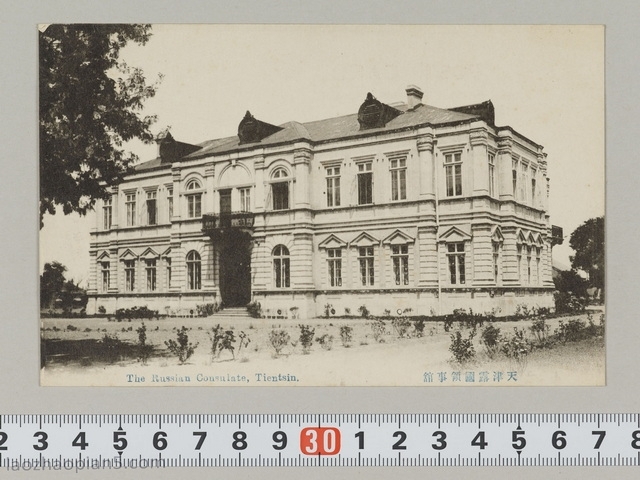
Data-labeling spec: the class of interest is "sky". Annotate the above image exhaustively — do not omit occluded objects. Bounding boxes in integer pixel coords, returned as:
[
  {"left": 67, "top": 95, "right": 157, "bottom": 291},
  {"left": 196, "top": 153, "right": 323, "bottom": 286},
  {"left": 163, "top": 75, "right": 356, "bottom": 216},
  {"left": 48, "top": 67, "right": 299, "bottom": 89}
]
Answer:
[{"left": 39, "top": 24, "right": 605, "bottom": 285}]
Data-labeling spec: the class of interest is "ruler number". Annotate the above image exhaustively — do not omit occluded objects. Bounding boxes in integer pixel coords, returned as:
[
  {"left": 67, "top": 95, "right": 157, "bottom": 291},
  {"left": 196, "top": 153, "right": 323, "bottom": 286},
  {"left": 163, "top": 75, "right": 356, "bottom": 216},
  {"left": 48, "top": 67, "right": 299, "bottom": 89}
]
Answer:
[
  {"left": 552, "top": 430, "right": 567, "bottom": 450},
  {"left": 33, "top": 431, "right": 48, "bottom": 451},
  {"left": 631, "top": 431, "right": 640, "bottom": 449},
  {"left": 471, "top": 431, "right": 488, "bottom": 450},
  {"left": 592, "top": 430, "right": 606, "bottom": 449},
  {"left": 300, "top": 427, "right": 341, "bottom": 455},
  {"left": 72, "top": 431, "right": 89, "bottom": 450},
  {"left": 0, "top": 431, "right": 7, "bottom": 451},
  {"left": 512, "top": 430, "right": 526, "bottom": 450},
  {"left": 113, "top": 431, "right": 127, "bottom": 451},
  {"left": 432, "top": 431, "right": 447, "bottom": 450},
  {"left": 153, "top": 431, "right": 168, "bottom": 451},
  {"left": 355, "top": 431, "right": 364, "bottom": 450},
  {"left": 193, "top": 431, "right": 207, "bottom": 450},
  {"left": 272, "top": 431, "right": 287, "bottom": 450},
  {"left": 392, "top": 431, "right": 407, "bottom": 450},
  {"left": 232, "top": 431, "right": 248, "bottom": 450}
]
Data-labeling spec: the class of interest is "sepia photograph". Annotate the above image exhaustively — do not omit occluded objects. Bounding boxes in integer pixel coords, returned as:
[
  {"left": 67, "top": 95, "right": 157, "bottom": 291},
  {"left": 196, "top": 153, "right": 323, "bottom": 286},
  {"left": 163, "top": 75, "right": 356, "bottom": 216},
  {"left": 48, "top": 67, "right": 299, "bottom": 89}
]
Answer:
[{"left": 39, "top": 24, "right": 605, "bottom": 387}]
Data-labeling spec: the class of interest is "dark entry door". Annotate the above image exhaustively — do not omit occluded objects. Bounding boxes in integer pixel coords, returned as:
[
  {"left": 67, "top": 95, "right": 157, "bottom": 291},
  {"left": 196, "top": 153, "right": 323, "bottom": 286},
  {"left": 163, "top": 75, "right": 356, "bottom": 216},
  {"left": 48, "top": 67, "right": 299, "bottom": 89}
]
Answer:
[{"left": 219, "top": 230, "right": 251, "bottom": 307}]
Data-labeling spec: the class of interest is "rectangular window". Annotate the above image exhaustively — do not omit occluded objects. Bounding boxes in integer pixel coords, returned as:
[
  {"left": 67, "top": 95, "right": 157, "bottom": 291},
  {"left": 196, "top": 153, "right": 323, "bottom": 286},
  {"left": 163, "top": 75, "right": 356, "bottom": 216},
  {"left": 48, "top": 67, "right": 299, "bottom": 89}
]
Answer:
[
  {"left": 531, "top": 177, "right": 536, "bottom": 205},
  {"left": 517, "top": 245, "right": 523, "bottom": 282},
  {"left": 327, "top": 248, "right": 342, "bottom": 287},
  {"left": 146, "top": 191, "right": 157, "bottom": 225},
  {"left": 390, "top": 158, "right": 407, "bottom": 201},
  {"left": 124, "top": 260, "right": 135, "bottom": 292},
  {"left": 521, "top": 163, "right": 528, "bottom": 202},
  {"left": 488, "top": 154, "right": 496, "bottom": 197},
  {"left": 447, "top": 242, "right": 466, "bottom": 284},
  {"left": 145, "top": 259, "right": 156, "bottom": 292},
  {"left": 326, "top": 167, "right": 341, "bottom": 207},
  {"left": 358, "top": 246, "right": 375, "bottom": 286},
  {"left": 536, "top": 248, "right": 541, "bottom": 285},
  {"left": 527, "top": 246, "right": 532, "bottom": 284},
  {"left": 219, "top": 189, "right": 232, "bottom": 214},
  {"left": 272, "top": 182, "right": 289, "bottom": 210},
  {"left": 357, "top": 163, "right": 373, "bottom": 205},
  {"left": 165, "top": 257, "right": 171, "bottom": 290},
  {"left": 444, "top": 153, "right": 462, "bottom": 197},
  {"left": 125, "top": 193, "right": 136, "bottom": 226},
  {"left": 102, "top": 197, "right": 112, "bottom": 230},
  {"left": 187, "top": 194, "right": 202, "bottom": 218},
  {"left": 391, "top": 244, "right": 409, "bottom": 285},
  {"left": 492, "top": 242, "right": 500, "bottom": 282},
  {"left": 100, "top": 262, "right": 110, "bottom": 292},
  {"left": 239, "top": 188, "right": 251, "bottom": 212},
  {"left": 512, "top": 159, "right": 518, "bottom": 200},
  {"left": 167, "top": 188, "right": 173, "bottom": 221}
]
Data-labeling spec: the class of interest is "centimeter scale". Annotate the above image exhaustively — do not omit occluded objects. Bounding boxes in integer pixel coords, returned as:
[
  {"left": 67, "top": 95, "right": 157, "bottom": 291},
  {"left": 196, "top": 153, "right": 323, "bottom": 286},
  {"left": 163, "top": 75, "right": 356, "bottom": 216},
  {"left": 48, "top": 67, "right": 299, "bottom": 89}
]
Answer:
[{"left": 1, "top": 414, "right": 640, "bottom": 469}]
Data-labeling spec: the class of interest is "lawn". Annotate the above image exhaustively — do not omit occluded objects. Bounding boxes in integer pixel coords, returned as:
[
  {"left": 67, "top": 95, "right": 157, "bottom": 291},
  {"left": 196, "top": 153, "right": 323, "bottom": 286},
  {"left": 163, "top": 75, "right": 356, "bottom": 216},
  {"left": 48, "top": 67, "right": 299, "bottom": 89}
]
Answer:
[{"left": 40, "top": 311, "right": 605, "bottom": 387}]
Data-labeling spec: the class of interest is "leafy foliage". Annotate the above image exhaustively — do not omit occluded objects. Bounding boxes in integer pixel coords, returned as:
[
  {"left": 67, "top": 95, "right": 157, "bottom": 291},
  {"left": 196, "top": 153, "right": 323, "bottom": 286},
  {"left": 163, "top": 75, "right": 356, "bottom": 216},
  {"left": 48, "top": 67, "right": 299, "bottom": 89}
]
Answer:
[
  {"left": 246, "top": 301, "right": 262, "bottom": 318},
  {"left": 370, "top": 319, "right": 386, "bottom": 343},
  {"left": 208, "top": 324, "right": 237, "bottom": 360},
  {"left": 316, "top": 334, "right": 334, "bottom": 351},
  {"left": 339, "top": 325, "right": 353, "bottom": 347},
  {"left": 569, "top": 216, "right": 605, "bottom": 297},
  {"left": 136, "top": 322, "right": 153, "bottom": 364},
  {"left": 164, "top": 326, "right": 198, "bottom": 364},
  {"left": 480, "top": 324, "right": 501, "bottom": 359},
  {"left": 268, "top": 329, "right": 290, "bottom": 356},
  {"left": 40, "top": 261, "right": 67, "bottom": 307},
  {"left": 449, "top": 329, "right": 476, "bottom": 366},
  {"left": 39, "top": 24, "right": 161, "bottom": 225},
  {"left": 298, "top": 324, "right": 315, "bottom": 354}
]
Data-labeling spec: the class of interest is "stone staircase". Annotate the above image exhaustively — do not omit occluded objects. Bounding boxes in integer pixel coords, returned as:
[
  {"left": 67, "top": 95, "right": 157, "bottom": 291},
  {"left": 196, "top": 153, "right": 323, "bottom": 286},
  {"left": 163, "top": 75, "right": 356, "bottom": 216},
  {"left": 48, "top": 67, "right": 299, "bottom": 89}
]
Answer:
[{"left": 212, "top": 307, "right": 250, "bottom": 318}]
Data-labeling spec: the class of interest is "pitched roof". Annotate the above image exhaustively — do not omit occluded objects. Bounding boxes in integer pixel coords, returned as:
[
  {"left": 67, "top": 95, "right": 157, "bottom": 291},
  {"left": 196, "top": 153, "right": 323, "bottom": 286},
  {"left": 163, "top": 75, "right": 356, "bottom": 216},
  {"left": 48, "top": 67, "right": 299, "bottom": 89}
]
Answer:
[{"left": 135, "top": 100, "right": 481, "bottom": 170}]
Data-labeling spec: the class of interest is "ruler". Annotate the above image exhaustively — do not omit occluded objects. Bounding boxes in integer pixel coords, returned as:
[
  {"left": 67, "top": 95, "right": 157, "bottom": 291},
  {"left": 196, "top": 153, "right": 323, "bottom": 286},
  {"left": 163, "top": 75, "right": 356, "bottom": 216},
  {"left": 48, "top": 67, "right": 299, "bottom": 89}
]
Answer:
[{"left": 0, "top": 414, "right": 639, "bottom": 469}]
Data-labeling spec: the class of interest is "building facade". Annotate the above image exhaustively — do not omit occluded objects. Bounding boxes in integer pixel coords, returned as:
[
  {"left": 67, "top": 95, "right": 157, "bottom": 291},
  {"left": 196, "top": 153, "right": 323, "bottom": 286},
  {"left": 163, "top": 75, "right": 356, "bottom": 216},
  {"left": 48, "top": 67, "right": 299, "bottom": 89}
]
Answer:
[{"left": 87, "top": 86, "right": 557, "bottom": 317}]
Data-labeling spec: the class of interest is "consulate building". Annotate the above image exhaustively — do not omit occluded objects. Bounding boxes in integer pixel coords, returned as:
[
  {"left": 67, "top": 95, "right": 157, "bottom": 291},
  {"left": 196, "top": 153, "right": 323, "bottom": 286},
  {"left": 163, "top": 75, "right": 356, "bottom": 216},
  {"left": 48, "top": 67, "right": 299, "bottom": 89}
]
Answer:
[{"left": 87, "top": 86, "right": 559, "bottom": 317}]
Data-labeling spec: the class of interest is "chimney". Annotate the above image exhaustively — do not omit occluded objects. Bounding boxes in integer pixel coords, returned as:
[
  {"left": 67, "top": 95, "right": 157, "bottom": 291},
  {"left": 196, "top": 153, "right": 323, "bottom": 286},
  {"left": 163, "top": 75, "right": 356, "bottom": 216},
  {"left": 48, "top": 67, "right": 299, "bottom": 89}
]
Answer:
[{"left": 405, "top": 85, "right": 424, "bottom": 109}]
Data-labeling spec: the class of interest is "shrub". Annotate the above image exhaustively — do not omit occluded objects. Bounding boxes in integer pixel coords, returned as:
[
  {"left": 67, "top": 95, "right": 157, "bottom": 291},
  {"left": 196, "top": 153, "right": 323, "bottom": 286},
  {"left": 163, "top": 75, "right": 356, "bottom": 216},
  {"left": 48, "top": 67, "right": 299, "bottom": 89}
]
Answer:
[
  {"left": 269, "top": 329, "right": 290, "bottom": 356},
  {"left": 238, "top": 331, "right": 251, "bottom": 356},
  {"left": 97, "top": 305, "right": 106, "bottom": 314},
  {"left": 383, "top": 309, "right": 392, "bottom": 317},
  {"left": 555, "top": 318, "right": 586, "bottom": 343},
  {"left": 370, "top": 319, "right": 386, "bottom": 343},
  {"left": 298, "top": 324, "right": 315, "bottom": 354},
  {"left": 480, "top": 324, "right": 501, "bottom": 359},
  {"left": 554, "top": 292, "right": 586, "bottom": 314},
  {"left": 165, "top": 326, "right": 198, "bottom": 364},
  {"left": 529, "top": 318, "right": 551, "bottom": 347},
  {"left": 339, "top": 325, "right": 353, "bottom": 347},
  {"left": 115, "top": 306, "right": 158, "bottom": 321},
  {"left": 344, "top": 307, "right": 351, "bottom": 316},
  {"left": 208, "top": 324, "right": 236, "bottom": 360},
  {"left": 324, "top": 304, "right": 333, "bottom": 318},
  {"left": 66, "top": 324, "right": 78, "bottom": 331},
  {"left": 246, "top": 301, "right": 262, "bottom": 318},
  {"left": 196, "top": 303, "right": 219, "bottom": 317},
  {"left": 392, "top": 317, "right": 412, "bottom": 338},
  {"left": 136, "top": 322, "right": 153, "bottom": 364},
  {"left": 413, "top": 318, "right": 426, "bottom": 337},
  {"left": 501, "top": 328, "right": 532, "bottom": 369},
  {"left": 289, "top": 306, "right": 299, "bottom": 319},
  {"left": 449, "top": 329, "right": 476, "bottom": 366},
  {"left": 100, "top": 333, "right": 123, "bottom": 364},
  {"left": 358, "top": 305, "right": 370, "bottom": 318},
  {"left": 316, "top": 334, "right": 334, "bottom": 351}
]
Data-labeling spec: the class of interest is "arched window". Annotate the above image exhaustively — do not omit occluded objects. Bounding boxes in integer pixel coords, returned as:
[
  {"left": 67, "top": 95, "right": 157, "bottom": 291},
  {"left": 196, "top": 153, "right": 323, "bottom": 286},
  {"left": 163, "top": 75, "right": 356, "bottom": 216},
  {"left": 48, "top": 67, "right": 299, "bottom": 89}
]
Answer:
[
  {"left": 271, "top": 168, "right": 289, "bottom": 211},
  {"left": 186, "top": 250, "right": 201, "bottom": 290},
  {"left": 272, "top": 245, "right": 290, "bottom": 288},
  {"left": 185, "top": 179, "right": 202, "bottom": 218}
]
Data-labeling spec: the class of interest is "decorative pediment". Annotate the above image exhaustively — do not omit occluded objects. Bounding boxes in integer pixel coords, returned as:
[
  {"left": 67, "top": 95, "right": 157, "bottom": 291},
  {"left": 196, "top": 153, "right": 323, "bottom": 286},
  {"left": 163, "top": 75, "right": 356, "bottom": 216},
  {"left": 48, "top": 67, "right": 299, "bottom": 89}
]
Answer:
[
  {"left": 350, "top": 232, "right": 379, "bottom": 248},
  {"left": 527, "top": 232, "right": 536, "bottom": 245},
  {"left": 96, "top": 251, "right": 110, "bottom": 261},
  {"left": 491, "top": 226, "right": 504, "bottom": 243},
  {"left": 161, "top": 247, "right": 172, "bottom": 258},
  {"left": 533, "top": 232, "right": 544, "bottom": 246},
  {"left": 438, "top": 226, "right": 472, "bottom": 243},
  {"left": 516, "top": 229, "right": 528, "bottom": 245},
  {"left": 238, "top": 111, "right": 283, "bottom": 145},
  {"left": 357, "top": 92, "right": 403, "bottom": 130},
  {"left": 140, "top": 247, "right": 159, "bottom": 259},
  {"left": 382, "top": 229, "right": 415, "bottom": 245},
  {"left": 119, "top": 249, "right": 138, "bottom": 260},
  {"left": 318, "top": 234, "right": 347, "bottom": 249}
]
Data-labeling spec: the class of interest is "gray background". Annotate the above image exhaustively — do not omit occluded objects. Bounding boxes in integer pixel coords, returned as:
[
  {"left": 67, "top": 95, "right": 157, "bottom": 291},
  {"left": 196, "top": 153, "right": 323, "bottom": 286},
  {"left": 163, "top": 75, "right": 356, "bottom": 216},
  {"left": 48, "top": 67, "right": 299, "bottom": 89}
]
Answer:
[{"left": 0, "top": 1, "right": 636, "bottom": 478}]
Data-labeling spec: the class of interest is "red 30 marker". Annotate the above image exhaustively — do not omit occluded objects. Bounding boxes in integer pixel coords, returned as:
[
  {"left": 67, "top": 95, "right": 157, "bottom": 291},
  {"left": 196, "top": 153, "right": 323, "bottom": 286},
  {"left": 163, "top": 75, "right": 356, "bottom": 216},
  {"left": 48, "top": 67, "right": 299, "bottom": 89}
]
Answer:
[{"left": 300, "top": 427, "right": 341, "bottom": 455}]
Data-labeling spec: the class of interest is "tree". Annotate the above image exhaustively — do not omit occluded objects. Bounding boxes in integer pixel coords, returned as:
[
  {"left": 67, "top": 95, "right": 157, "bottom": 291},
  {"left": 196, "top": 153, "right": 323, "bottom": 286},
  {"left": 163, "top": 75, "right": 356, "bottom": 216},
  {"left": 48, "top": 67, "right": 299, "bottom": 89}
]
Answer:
[
  {"left": 569, "top": 216, "right": 604, "bottom": 297},
  {"left": 39, "top": 24, "right": 161, "bottom": 227},
  {"left": 40, "top": 261, "right": 67, "bottom": 307},
  {"left": 553, "top": 269, "right": 588, "bottom": 297}
]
